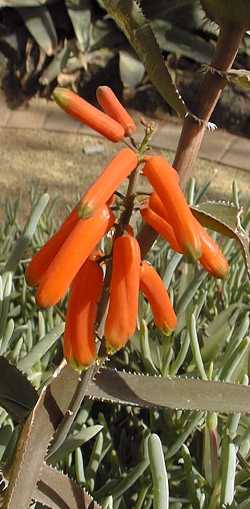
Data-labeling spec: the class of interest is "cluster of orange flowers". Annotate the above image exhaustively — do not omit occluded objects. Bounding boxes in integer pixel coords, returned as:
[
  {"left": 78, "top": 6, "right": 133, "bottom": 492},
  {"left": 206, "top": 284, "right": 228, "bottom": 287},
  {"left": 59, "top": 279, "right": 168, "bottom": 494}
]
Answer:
[{"left": 25, "top": 86, "right": 229, "bottom": 371}]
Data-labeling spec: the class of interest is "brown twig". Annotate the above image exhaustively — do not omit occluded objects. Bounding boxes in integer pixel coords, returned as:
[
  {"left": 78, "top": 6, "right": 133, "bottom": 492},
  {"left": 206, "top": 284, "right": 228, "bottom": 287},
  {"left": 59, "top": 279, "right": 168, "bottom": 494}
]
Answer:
[{"left": 174, "top": 23, "right": 244, "bottom": 187}]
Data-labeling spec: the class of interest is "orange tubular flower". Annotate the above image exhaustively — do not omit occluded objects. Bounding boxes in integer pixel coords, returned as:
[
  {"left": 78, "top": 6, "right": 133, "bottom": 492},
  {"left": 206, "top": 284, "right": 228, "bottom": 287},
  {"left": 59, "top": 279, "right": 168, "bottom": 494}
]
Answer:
[
  {"left": 96, "top": 86, "right": 136, "bottom": 136},
  {"left": 53, "top": 88, "right": 125, "bottom": 142},
  {"left": 140, "top": 206, "right": 182, "bottom": 253},
  {"left": 140, "top": 261, "right": 177, "bottom": 334},
  {"left": 78, "top": 148, "right": 138, "bottom": 218},
  {"left": 149, "top": 192, "right": 171, "bottom": 223},
  {"left": 143, "top": 156, "right": 201, "bottom": 259},
  {"left": 25, "top": 207, "right": 78, "bottom": 287},
  {"left": 36, "top": 206, "right": 114, "bottom": 308},
  {"left": 148, "top": 191, "right": 229, "bottom": 279},
  {"left": 64, "top": 259, "right": 103, "bottom": 370},
  {"left": 197, "top": 223, "right": 229, "bottom": 278},
  {"left": 104, "top": 234, "right": 141, "bottom": 352}
]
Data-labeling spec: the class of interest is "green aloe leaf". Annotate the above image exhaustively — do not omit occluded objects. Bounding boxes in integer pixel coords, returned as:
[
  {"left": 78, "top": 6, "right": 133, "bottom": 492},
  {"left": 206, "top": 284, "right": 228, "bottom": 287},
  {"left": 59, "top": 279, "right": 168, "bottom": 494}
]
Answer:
[
  {"left": 48, "top": 424, "right": 103, "bottom": 465},
  {"left": 0, "top": 356, "right": 38, "bottom": 423},
  {"left": 191, "top": 201, "right": 250, "bottom": 277},
  {"left": 65, "top": 0, "right": 91, "bottom": 52},
  {"left": 119, "top": 50, "right": 145, "bottom": 90},
  {"left": 4, "top": 193, "right": 49, "bottom": 274},
  {"left": 17, "top": 6, "right": 58, "bottom": 56},
  {"left": 2, "top": 362, "right": 79, "bottom": 509},
  {"left": 34, "top": 463, "right": 102, "bottom": 509},
  {"left": 148, "top": 434, "right": 169, "bottom": 509},
  {"left": 39, "top": 45, "right": 70, "bottom": 85},
  {"left": 17, "top": 322, "right": 65, "bottom": 373},
  {"left": 101, "top": 0, "right": 187, "bottom": 117},
  {"left": 86, "top": 368, "right": 250, "bottom": 414},
  {"left": 152, "top": 19, "right": 214, "bottom": 64}
]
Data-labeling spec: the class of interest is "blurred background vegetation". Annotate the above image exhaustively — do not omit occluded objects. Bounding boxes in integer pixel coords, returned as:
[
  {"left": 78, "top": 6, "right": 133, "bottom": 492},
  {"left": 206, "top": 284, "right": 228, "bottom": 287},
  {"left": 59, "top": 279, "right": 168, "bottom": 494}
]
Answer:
[{"left": 1, "top": 0, "right": 250, "bottom": 135}]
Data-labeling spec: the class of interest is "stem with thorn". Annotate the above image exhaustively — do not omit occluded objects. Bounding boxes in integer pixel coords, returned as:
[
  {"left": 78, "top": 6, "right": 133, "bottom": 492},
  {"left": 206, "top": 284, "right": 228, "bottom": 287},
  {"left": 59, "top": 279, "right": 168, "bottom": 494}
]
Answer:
[{"left": 174, "top": 23, "right": 244, "bottom": 187}]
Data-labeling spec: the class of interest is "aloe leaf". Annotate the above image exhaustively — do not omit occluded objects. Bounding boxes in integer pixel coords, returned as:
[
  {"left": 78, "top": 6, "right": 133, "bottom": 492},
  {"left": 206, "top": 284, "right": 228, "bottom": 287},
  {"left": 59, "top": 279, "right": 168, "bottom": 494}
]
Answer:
[
  {"left": 0, "top": 274, "right": 13, "bottom": 339},
  {"left": 75, "top": 446, "right": 85, "bottom": 484},
  {"left": 201, "top": 304, "right": 242, "bottom": 363},
  {"left": 0, "top": 319, "right": 14, "bottom": 355},
  {"left": 17, "top": 322, "right": 65, "bottom": 373},
  {"left": 17, "top": 6, "right": 57, "bottom": 56},
  {"left": 4, "top": 193, "right": 49, "bottom": 274},
  {"left": 48, "top": 424, "right": 103, "bottom": 465},
  {"left": 188, "top": 312, "right": 207, "bottom": 380},
  {"left": 99, "top": 459, "right": 149, "bottom": 501},
  {"left": 2, "top": 362, "right": 79, "bottom": 509},
  {"left": 34, "top": 463, "right": 102, "bottom": 509},
  {"left": 65, "top": 0, "right": 91, "bottom": 52},
  {"left": 86, "top": 367, "right": 250, "bottom": 414},
  {"left": 166, "top": 412, "right": 204, "bottom": 459},
  {"left": 0, "top": 357, "right": 38, "bottom": 423},
  {"left": 152, "top": 19, "right": 214, "bottom": 64},
  {"left": 119, "top": 50, "right": 145, "bottom": 89},
  {"left": 220, "top": 433, "right": 237, "bottom": 507},
  {"left": 191, "top": 201, "right": 250, "bottom": 277},
  {"left": 39, "top": 45, "right": 70, "bottom": 85},
  {"left": 85, "top": 430, "right": 104, "bottom": 492},
  {"left": 101, "top": 0, "right": 187, "bottom": 117},
  {"left": 181, "top": 444, "right": 201, "bottom": 509},
  {"left": 148, "top": 434, "right": 169, "bottom": 509}
]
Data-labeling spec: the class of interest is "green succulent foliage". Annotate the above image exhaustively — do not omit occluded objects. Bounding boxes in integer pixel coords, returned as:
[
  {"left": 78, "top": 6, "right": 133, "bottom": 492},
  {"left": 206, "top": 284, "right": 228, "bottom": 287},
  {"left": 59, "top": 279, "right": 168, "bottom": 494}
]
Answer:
[{"left": 0, "top": 182, "right": 250, "bottom": 508}]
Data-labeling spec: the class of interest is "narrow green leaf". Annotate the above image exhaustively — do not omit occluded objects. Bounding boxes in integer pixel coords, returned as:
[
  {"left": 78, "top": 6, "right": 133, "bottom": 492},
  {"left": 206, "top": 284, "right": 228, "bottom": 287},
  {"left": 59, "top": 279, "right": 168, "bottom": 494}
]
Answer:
[
  {"left": 148, "top": 434, "right": 169, "bottom": 509},
  {"left": 39, "top": 45, "right": 70, "bottom": 85},
  {"left": 166, "top": 412, "right": 203, "bottom": 459},
  {"left": 5, "top": 194, "right": 49, "bottom": 273},
  {"left": 86, "top": 431, "right": 104, "bottom": 492},
  {"left": 17, "top": 7, "right": 57, "bottom": 55},
  {"left": 220, "top": 433, "right": 237, "bottom": 507},
  {"left": 188, "top": 312, "right": 207, "bottom": 380},
  {"left": 119, "top": 50, "right": 145, "bottom": 89},
  {"left": 65, "top": 0, "right": 91, "bottom": 51},
  {"left": 17, "top": 323, "right": 65, "bottom": 372},
  {"left": 75, "top": 447, "right": 85, "bottom": 484},
  {"left": 48, "top": 425, "right": 103, "bottom": 465}
]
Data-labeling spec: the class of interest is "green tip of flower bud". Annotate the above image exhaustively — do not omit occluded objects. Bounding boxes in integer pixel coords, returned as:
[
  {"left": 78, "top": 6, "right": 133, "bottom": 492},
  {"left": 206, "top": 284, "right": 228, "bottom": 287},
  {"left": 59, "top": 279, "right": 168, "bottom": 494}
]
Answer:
[
  {"left": 52, "top": 87, "right": 69, "bottom": 108},
  {"left": 68, "top": 358, "right": 90, "bottom": 373},
  {"left": 77, "top": 202, "right": 93, "bottom": 219},
  {"left": 184, "top": 243, "right": 201, "bottom": 262}
]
